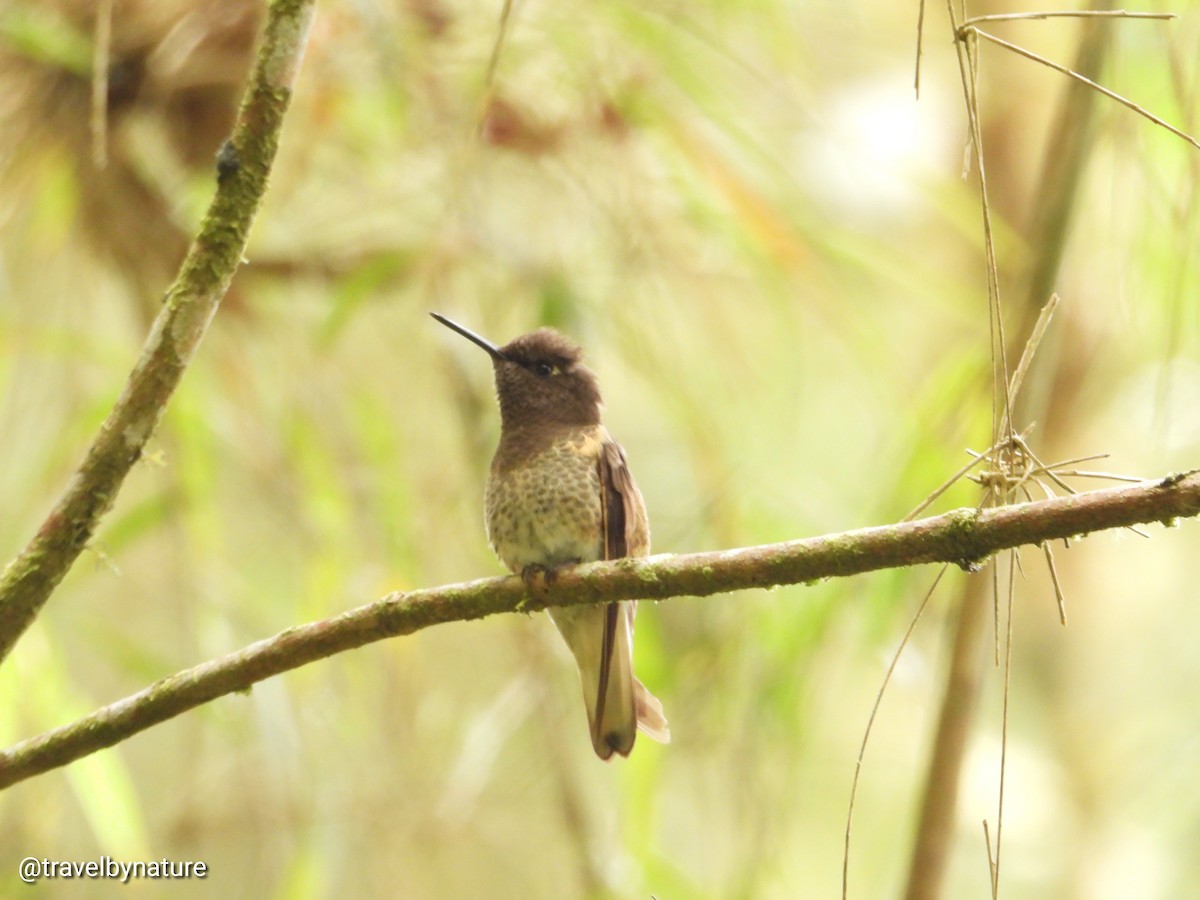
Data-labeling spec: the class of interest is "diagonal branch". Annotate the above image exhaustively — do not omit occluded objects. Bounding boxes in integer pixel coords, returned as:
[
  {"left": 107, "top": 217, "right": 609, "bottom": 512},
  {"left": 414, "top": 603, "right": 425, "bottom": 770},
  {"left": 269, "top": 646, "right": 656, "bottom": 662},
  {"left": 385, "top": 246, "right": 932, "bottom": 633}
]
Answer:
[
  {"left": 1, "top": 471, "right": 1196, "bottom": 790},
  {"left": 0, "top": 0, "right": 319, "bottom": 664}
]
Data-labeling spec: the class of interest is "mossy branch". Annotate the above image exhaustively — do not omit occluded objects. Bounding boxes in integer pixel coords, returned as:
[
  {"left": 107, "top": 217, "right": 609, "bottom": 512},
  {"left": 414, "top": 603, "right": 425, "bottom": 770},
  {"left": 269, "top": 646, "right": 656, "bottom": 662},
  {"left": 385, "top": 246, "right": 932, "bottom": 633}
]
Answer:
[
  {"left": 1, "top": 471, "right": 1196, "bottom": 790},
  {"left": 0, "top": 0, "right": 318, "bottom": 664}
]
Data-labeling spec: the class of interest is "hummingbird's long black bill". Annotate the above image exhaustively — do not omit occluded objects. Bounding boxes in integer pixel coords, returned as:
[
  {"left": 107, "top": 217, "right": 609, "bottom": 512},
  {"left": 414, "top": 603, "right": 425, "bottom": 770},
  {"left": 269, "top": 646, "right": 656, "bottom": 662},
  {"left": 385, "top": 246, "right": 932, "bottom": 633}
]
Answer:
[{"left": 430, "top": 313, "right": 508, "bottom": 361}]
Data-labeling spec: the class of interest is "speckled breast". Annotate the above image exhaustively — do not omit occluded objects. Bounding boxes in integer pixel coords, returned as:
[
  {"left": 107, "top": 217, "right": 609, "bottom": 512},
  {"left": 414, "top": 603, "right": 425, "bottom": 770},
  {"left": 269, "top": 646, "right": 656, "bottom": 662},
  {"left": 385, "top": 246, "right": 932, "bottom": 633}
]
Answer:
[{"left": 485, "top": 431, "right": 604, "bottom": 574}]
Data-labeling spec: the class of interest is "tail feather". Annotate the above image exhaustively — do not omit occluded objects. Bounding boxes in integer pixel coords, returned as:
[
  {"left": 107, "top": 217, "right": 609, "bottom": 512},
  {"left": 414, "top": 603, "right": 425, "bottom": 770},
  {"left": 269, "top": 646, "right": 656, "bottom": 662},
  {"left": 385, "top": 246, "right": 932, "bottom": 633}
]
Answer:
[
  {"left": 548, "top": 602, "right": 667, "bottom": 759},
  {"left": 634, "top": 678, "right": 670, "bottom": 744}
]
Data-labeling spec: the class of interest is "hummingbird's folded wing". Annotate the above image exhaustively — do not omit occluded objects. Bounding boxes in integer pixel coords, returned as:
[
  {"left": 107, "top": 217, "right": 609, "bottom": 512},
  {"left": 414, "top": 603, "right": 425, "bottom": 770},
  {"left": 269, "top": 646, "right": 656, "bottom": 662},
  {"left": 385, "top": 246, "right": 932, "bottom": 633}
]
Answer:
[
  {"left": 589, "top": 435, "right": 666, "bottom": 756},
  {"left": 598, "top": 436, "right": 649, "bottom": 560}
]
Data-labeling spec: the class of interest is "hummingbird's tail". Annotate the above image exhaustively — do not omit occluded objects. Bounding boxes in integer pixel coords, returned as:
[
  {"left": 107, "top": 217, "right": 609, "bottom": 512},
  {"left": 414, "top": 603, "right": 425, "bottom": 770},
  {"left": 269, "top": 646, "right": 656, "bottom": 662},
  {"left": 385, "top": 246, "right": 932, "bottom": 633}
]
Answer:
[{"left": 547, "top": 601, "right": 669, "bottom": 759}]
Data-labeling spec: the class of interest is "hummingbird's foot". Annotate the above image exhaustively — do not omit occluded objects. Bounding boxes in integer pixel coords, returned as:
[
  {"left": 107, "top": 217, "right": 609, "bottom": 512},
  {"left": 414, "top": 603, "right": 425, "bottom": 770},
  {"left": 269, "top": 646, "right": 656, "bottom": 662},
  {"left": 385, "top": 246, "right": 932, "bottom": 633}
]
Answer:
[
  {"left": 519, "top": 564, "right": 550, "bottom": 604},
  {"left": 519, "top": 560, "right": 580, "bottom": 601},
  {"left": 520, "top": 563, "right": 557, "bottom": 601}
]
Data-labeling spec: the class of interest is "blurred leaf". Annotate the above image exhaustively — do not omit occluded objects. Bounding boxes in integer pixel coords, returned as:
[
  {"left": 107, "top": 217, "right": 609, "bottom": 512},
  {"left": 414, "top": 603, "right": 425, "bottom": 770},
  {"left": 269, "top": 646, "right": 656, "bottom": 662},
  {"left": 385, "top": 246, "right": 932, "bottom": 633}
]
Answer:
[
  {"left": 0, "top": 6, "right": 91, "bottom": 74},
  {"left": 319, "top": 250, "right": 415, "bottom": 346}
]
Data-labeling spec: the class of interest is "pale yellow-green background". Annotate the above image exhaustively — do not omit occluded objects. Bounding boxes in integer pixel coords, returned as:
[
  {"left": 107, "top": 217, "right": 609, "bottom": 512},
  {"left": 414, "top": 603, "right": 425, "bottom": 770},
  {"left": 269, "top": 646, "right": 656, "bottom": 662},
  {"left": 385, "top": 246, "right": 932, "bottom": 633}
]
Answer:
[{"left": 1, "top": 1, "right": 1197, "bottom": 897}]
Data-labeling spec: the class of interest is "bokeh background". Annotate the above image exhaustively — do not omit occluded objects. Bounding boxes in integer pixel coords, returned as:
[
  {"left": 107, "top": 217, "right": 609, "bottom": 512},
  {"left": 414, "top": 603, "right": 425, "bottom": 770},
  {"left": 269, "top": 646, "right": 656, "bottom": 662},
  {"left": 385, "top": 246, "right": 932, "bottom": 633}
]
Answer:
[{"left": 1, "top": 0, "right": 1198, "bottom": 897}]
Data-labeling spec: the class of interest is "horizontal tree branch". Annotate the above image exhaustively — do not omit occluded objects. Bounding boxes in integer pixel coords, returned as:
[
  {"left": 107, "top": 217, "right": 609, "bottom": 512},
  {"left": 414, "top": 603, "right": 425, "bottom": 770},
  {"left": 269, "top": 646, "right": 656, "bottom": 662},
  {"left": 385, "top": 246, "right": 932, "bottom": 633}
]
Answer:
[
  {"left": 0, "top": 0, "right": 317, "bottom": 664},
  {"left": 0, "top": 470, "right": 1196, "bottom": 789}
]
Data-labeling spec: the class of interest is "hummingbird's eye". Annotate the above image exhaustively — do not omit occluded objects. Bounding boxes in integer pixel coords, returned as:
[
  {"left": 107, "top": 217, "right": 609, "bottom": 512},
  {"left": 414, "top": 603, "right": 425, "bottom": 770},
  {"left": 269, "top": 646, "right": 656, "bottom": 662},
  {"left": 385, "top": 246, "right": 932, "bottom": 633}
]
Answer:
[{"left": 533, "top": 361, "right": 554, "bottom": 377}]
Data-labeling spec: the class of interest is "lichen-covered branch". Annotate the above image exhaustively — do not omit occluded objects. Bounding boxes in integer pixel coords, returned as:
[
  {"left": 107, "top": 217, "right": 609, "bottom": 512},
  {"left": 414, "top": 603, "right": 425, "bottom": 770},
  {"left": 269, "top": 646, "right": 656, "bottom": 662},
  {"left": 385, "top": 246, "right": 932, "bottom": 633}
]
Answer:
[
  {"left": 0, "top": 471, "right": 1195, "bottom": 789},
  {"left": 0, "top": 0, "right": 318, "bottom": 664}
]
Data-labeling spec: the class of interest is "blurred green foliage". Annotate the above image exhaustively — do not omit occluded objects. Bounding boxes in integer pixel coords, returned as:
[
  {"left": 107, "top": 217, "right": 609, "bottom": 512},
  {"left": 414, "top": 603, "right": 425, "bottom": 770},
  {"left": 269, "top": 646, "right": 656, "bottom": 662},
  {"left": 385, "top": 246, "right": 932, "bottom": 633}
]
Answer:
[{"left": 1, "top": 1, "right": 1198, "bottom": 897}]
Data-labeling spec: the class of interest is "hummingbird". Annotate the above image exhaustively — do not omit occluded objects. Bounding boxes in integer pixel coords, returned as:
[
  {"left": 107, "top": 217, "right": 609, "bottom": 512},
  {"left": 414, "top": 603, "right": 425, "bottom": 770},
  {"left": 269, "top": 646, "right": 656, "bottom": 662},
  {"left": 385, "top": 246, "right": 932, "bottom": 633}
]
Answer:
[{"left": 432, "top": 313, "right": 669, "bottom": 759}]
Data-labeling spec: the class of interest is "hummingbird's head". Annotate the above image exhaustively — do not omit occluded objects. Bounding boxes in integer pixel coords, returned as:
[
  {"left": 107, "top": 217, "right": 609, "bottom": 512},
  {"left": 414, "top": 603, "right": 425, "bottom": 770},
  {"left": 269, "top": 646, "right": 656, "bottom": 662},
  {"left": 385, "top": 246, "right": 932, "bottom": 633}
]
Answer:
[
  {"left": 431, "top": 314, "right": 602, "bottom": 429},
  {"left": 494, "top": 328, "right": 602, "bottom": 429}
]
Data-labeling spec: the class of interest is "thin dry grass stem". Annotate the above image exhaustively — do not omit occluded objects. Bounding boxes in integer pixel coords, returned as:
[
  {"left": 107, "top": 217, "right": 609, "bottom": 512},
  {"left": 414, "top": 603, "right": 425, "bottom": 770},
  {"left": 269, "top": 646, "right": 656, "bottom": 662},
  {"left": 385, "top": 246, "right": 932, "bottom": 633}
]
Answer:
[
  {"left": 1002, "top": 295, "right": 1058, "bottom": 435},
  {"left": 476, "top": 0, "right": 517, "bottom": 136},
  {"left": 1042, "top": 543, "right": 1068, "bottom": 625},
  {"left": 983, "top": 818, "right": 997, "bottom": 895},
  {"left": 986, "top": 551, "right": 1018, "bottom": 899},
  {"left": 1057, "top": 470, "right": 1143, "bottom": 482},
  {"left": 914, "top": 0, "right": 928, "bottom": 97},
  {"left": 1042, "top": 452, "right": 1112, "bottom": 468},
  {"left": 963, "top": 11, "right": 1175, "bottom": 27},
  {"left": 903, "top": 439, "right": 1002, "bottom": 522},
  {"left": 1039, "top": 460, "right": 1079, "bottom": 497},
  {"left": 484, "top": 0, "right": 516, "bottom": 89},
  {"left": 963, "top": 27, "right": 1200, "bottom": 151},
  {"left": 903, "top": 299, "right": 1055, "bottom": 517},
  {"left": 843, "top": 566, "right": 950, "bottom": 900},
  {"left": 90, "top": 0, "right": 113, "bottom": 169},
  {"left": 1018, "top": 483, "right": 1041, "bottom": 503},
  {"left": 948, "top": 1, "right": 1015, "bottom": 445},
  {"left": 991, "top": 559, "right": 1000, "bottom": 666}
]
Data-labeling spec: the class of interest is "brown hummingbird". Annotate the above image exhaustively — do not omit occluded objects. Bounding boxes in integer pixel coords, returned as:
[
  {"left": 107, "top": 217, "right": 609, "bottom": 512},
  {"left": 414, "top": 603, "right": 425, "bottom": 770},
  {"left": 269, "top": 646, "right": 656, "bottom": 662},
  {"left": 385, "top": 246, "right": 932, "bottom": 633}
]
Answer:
[{"left": 432, "top": 313, "right": 669, "bottom": 759}]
